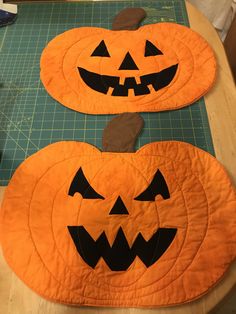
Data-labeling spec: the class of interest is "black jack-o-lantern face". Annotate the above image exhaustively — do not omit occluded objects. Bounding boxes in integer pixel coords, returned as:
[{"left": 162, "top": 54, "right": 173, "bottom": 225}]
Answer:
[
  {"left": 40, "top": 24, "right": 216, "bottom": 114},
  {"left": 67, "top": 167, "right": 177, "bottom": 271},
  {"left": 78, "top": 40, "right": 178, "bottom": 97}
]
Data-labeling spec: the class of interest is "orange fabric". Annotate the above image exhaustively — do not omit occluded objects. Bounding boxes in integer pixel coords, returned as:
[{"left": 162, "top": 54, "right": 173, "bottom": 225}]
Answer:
[
  {"left": 0, "top": 141, "right": 235, "bottom": 307},
  {"left": 40, "top": 23, "right": 216, "bottom": 114}
]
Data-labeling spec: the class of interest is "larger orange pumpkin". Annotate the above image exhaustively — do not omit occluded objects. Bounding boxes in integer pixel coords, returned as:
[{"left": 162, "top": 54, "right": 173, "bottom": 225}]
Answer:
[
  {"left": 0, "top": 140, "right": 235, "bottom": 307},
  {"left": 40, "top": 23, "right": 216, "bottom": 114}
]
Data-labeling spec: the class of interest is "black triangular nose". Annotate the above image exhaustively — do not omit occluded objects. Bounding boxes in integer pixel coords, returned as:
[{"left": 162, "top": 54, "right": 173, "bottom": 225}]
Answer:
[
  {"left": 119, "top": 52, "right": 139, "bottom": 70},
  {"left": 109, "top": 196, "right": 129, "bottom": 215}
]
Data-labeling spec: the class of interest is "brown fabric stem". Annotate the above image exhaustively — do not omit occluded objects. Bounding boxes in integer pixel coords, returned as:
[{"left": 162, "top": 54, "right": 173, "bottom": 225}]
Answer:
[
  {"left": 112, "top": 8, "right": 146, "bottom": 31},
  {"left": 102, "top": 113, "right": 144, "bottom": 152}
]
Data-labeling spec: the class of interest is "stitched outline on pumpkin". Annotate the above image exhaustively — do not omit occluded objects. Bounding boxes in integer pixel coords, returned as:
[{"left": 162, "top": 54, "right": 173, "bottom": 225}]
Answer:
[
  {"left": 111, "top": 156, "right": 191, "bottom": 289},
  {"left": 28, "top": 152, "right": 205, "bottom": 297},
  {"left": 61, "top": 152, "right": 208, "bottom": 298},
  {"left": 74, "top": 155, "right": 209, "bottom": 299},
  {"left": 140, "top": 24, "right": 216, "bottom": 106},
  {"left": 48, "top": 153, "right": 208, "bottom": 298},
  {"left": 2, "top": 144, "right": 213, "bottom": 303},
  {"left": 26, "top": 155, "right": 107, "bottom": 299},
  {"left": 72, "top": 156, "right": 160, "bottom": 283},
  {"left": 61, "top": 28, "right": 184, "bottom": 107},
  {"left": 0, "top": 148, "right": 102, "bottom": 302},
  {"left": 60, "top": 25, "right": 202, "bottom": 109},
  {"left": 2, "top": 141, "right": 234, "bottom": 305},
  {"left": 50, "top": 156, "right": 175, "bottom": 292},
  {"left": 27, "top": 153, "right": 174, "bottom": 295},
  {"left": 29, "top": 156, "right": 126, "bottom": 298},
  {"left": 41, "top": 24, "right": 216, "bottom": 114},
  {"left": 74, "top": 30, "right": 183, "bottom": 105},
  {"left": 18, "top": 150, "right": 205, "bottom": 300}
]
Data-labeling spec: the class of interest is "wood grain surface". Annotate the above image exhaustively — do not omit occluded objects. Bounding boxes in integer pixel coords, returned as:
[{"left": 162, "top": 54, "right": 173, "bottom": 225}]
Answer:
[
  {"left": 0, "top": 1, "right": 236, "bottom": 313},
  {"left": 224, "top": 15, "right": 236, "bottom": 82}
]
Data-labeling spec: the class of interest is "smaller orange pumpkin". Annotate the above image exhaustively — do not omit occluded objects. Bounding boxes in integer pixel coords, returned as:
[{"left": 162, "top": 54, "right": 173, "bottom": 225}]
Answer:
[
  {"left": 0, "top": 139, "right": 235, "bottom": 307},
  {"left": 40, "top": 22, "right": 216, "bottom": 114}
]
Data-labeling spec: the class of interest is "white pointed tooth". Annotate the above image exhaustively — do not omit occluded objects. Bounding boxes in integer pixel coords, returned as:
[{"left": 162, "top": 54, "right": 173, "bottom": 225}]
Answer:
[{"left": 119, "top": 77, "right": 126, "bottom": 85}]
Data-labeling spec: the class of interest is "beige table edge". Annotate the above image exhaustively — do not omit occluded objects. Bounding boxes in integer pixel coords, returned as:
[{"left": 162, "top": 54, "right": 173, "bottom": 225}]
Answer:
[{"left": 0, "top": 1, "right": 236, "bottom": 313}]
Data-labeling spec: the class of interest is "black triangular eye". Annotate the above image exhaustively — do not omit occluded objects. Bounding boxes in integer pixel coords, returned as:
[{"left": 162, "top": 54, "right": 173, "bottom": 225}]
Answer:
[
  {"left": 91, "top": 40, "right": 110, "bottom": 57},
  {"left": 68, "top": 168, "right": 104, "bottom": 199},
  {"left": 134, "top": 170, "right": 170, "bottom": 201},
  {"left": 145, "top": 40, "right": 163, "bottom": 57}
]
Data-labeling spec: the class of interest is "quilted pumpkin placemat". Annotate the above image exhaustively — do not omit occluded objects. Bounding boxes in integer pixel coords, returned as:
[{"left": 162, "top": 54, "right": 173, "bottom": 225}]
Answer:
[
  {"left": 1, "top": 136, "right": 235, "bottom": 307},
  {"left": 40, "top": 12, "right": 216, "bottom": 114}
]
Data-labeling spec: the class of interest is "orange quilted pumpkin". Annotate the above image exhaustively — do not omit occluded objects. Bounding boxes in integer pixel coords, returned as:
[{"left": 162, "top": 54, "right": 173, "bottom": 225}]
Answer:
[
  {"left": 40, "top": 23, "right": 216, "bottom": 114},
  {"left": 1, "top": 140, "right": 235, "bottom": 307}
]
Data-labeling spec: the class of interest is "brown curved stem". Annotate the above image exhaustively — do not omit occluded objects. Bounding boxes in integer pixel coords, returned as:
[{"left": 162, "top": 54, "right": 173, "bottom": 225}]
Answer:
[
  {"left": 112, "top": 8, "right": 146, "bottom": 31},
  {"left": 102, "top": 113, "right": 144, "bottom": 152}
]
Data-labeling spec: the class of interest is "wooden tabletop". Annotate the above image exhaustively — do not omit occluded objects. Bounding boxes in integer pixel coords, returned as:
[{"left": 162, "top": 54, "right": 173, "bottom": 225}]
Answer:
[{"left": 0, "top": 1, "right": 236, "bottom": 313}]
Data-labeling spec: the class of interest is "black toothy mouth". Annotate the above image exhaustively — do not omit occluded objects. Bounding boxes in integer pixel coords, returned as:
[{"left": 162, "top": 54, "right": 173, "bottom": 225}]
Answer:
[
  {"left": 78, "top": 64, "right": 178, "bottom": 96},
  {"left": 68, "top": 226, "right": 177, "bottom": 271}
]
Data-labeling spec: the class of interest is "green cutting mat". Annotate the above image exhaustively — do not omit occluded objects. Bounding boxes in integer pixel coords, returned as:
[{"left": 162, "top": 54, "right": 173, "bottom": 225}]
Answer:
[{"left": 0, "top": 0, "right": 214, "bottom": 185}]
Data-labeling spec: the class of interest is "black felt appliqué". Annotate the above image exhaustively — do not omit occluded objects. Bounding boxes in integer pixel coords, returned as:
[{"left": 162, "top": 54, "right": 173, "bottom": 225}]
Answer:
[
  {"left": 109, "top": 196, "right": 129, "bottom": 215},
  {"left": 134, "top": 169, "right": 170, "bottom": 201},
  {"left": 68, "top": 226, "right": 177, "bottom": 271},
  {"left": 119, "top": 52, "right": 139, "bottom": 70},
  {"left": 68, "top": 167, "right": 104, "bottom": 199},
  {"left": 91, "top": 40, "right": 110, "bottom": 57},
  {"left": 145, "top": 40, "right": 163, "bottom": 56},
  {"left": 141, "top": 64, "right": 178, "bottom": 91},
  {"left": 78, "top": 63, "right": 178, "bottom": 96}
]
